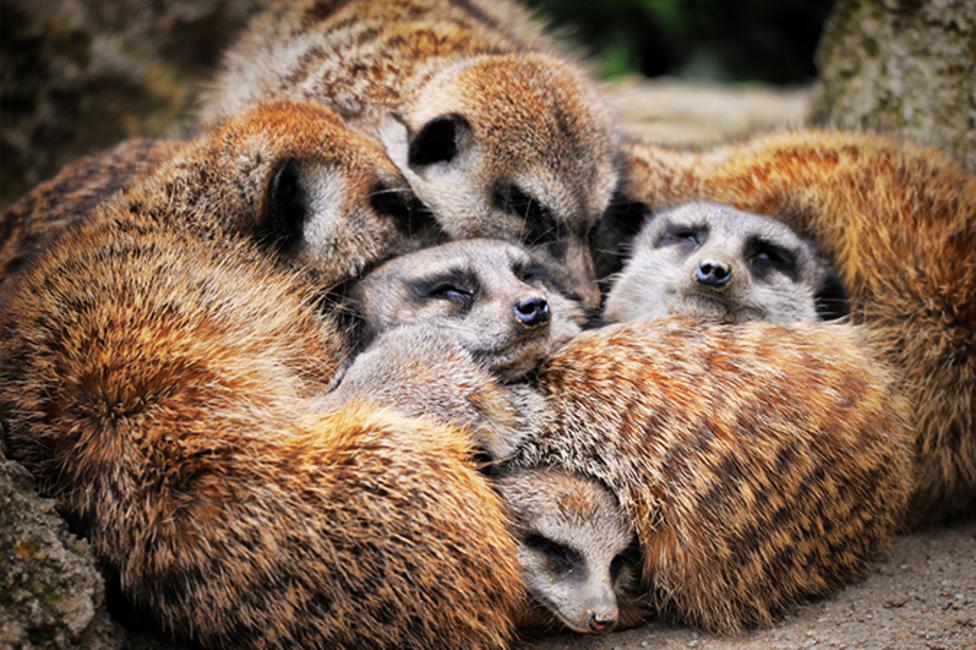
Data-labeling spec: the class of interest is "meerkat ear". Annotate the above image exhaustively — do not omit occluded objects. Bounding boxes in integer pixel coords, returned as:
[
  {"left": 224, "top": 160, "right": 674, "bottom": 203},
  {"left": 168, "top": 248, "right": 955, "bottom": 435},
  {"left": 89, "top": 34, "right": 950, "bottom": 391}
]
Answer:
[
  {"left": 262, "top": 157, "right": 308, "bottom": 253},
  {"left": 407, "top": 114, "right": 471, "bottom": 167},
  {"left": 814, "top": 267, "right": 850, "bottom": 320},
  {"left": 368, "top": 177, "right": 442, "bottom": 238},
  {"left": 591, "top": 192, "right": 653, "bottom": 281}
]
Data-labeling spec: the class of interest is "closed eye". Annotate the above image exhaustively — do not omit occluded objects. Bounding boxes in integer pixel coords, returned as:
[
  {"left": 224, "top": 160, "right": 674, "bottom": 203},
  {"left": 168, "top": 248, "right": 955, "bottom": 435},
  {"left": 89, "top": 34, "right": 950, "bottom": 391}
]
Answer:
[
  {"left": 746, "top": 237, "right": 798, "bottom": 279},
  {"left": 523, "top": 533, "right": 583, "bottom": 574},
  {"left": 427, "top": 283, "right": 473, "bottom": 305},
  {"left": 656, "top": 222, "right": 706, "bottom": 248},
  {"left": 409, "top": 271, "right": 479, "bottom": 309}
]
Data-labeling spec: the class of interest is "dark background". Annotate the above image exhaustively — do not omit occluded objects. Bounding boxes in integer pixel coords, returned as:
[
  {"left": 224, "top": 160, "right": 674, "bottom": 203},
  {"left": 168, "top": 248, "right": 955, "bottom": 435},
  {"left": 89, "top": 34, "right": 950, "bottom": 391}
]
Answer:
[
  {"left": 528, "top": 0, "right": 832, "bottom": 82},
  {"left": 0, "top": 0, "right": 833, "bottom": 207}
]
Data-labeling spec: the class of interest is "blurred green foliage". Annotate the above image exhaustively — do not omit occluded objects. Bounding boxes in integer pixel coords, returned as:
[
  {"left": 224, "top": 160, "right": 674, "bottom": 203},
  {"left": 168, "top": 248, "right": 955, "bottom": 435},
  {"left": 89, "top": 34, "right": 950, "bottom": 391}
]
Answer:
[{"left": 527, "top": 0, "right": 834, "bottom": 83}]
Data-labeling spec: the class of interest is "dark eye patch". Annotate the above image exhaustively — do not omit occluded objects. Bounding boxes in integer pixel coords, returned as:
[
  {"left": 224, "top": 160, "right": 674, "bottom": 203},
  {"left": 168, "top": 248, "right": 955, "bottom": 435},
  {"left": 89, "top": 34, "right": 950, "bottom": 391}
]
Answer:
[
  {"left": 513, "top": 261, "right": 547, "bottom": 284},
  {"left": 745, "top": 236, "right": 799, "bottom": 279},
  {"left": 656, "top": 221, "right": 707, "bottom": 249},
  {"left": 523, "top": 533, "right": 584, "bottom": 575},
  {"left": 493, "top": 184, "right": 563, "bottom": 246},
  {"left": 407, "top": 269, "right": 480, "bottom": 311}
]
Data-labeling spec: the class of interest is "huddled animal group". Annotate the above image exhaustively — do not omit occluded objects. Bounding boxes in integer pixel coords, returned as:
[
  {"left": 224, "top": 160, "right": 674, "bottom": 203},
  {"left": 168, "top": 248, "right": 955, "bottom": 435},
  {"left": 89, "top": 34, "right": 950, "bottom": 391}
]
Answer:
[{"left": 1, "top": 1, "right": 973, "bottom": 647}]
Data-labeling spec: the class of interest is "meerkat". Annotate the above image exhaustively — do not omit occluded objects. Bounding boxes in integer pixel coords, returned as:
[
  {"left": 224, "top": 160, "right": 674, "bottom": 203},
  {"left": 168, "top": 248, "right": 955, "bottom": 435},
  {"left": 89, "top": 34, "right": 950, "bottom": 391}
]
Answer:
[
  {"left": 0, "top": 101, "right": 525, "bottom": 648},
  {"left": 349, "top": 238, "right": 584, "bottom": 381},
  {"left": 511, "top": 316, "right": 915, "bottom": 633},
  {"left": 603, "top": 201, "right": 848, "bottom": 325},
  {"left": 0, "top": 138, "right": 179, "bottom": 292},
  {"left": 616, "top": 130, "right": 976, "bottom": 523},
  {"left": 320, "top": 240, "right": 648, "bottom": 633},
  {"left": 322, "top": 238, "right": 583, "bottom": 459},
  {"left": 202, "top": 0, "right": 621, "bottom": 310},
  {"left": 496, "top": 467, "right": 649, "bottom": 635}
]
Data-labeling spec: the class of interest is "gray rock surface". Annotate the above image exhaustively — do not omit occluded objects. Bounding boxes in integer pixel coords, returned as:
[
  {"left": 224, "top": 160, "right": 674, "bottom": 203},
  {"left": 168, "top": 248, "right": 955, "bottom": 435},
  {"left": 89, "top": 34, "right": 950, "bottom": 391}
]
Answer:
[
  {"left": 0, "top": 0, "right": 261, "bottom": 208},
  {"left": 811, "top": 0, "right": 976, "bottom": 171},
  {"left": 0, "top": 436, "right": 125, "bottom": 649}
]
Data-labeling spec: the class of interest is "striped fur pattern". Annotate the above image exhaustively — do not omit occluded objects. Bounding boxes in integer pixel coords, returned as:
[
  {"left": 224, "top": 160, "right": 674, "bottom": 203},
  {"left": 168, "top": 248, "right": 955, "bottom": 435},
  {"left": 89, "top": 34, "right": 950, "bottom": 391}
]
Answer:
[
  {"left": 0, "top": 101, "right": 523, "bottom": 648},
  {"left": 620, "top": 130, "right": 976, "bottom": 523},
  {"left": 512, "top": 317, "right": 915, "bottom": 632},
  {"left": 203, "top": 0, "right": 621, "bottom": 309},
  {"left": 0, "top": 138, "right": 179, "bottom": 293}
]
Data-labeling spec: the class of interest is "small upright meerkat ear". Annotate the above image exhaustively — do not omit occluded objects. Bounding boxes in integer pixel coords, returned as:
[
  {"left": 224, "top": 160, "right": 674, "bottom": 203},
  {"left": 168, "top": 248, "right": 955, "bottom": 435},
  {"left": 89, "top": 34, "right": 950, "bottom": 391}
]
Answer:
[
  {"left": 262, "top": 156, "right": 308, "bottom": 254},
  {"left": 368, "top": 176, "right": 442, "bottom": 238},
  {"left": 407, "top": 114, "right": 472, "bottom": 168},
  {"left": 591, "top": 191, "right": 654, "bottom": 282},
  {"left": 814, "top": 266, "right": 850, "bottom": 321}
]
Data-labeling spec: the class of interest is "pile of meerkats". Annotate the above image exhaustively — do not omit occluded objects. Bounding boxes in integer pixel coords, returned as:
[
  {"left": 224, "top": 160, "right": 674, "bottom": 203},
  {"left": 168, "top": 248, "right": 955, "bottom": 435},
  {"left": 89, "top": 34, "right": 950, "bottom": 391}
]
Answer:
[{"left": 0, "top": 0, "right": 973, "bottom": 647}]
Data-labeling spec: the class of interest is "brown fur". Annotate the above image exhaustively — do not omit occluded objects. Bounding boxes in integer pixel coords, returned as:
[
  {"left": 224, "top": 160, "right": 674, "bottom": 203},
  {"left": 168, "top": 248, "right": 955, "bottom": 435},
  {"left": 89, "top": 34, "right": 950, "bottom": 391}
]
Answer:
[
  {"left": 0, "top": 138, "right": 179, "bottom": 292},
  {"left": 203, "top": 0, "right": 620, "bottom": 309},
  {"left": 620, "top": 130, "right": 976, "bottom": 523},
  {"left": 512, "top": 317, "right": 915, "bottom": 633},
  {"left": 0, "top": 101, "right": 523, "bottom": 648}
]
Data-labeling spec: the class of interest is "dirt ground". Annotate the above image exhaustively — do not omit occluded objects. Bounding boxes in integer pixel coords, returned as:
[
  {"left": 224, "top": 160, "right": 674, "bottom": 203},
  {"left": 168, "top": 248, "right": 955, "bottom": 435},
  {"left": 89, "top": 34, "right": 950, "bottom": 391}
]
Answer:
[{"left": 527, "top": 517, "right": 976, "bottom": 650}]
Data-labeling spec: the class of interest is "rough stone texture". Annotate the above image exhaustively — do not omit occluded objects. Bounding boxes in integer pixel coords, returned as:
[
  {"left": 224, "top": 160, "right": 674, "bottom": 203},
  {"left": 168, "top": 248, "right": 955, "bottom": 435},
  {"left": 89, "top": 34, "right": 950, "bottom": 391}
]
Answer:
[
  {"left": 0, "top": 435, "right": 125, "bottom": 649},
  {"left": 811, "top": 0, "right": 976, "bottom": 172},
  {"left": 0, "top": 0, "right": 262, "bottom": 208}
]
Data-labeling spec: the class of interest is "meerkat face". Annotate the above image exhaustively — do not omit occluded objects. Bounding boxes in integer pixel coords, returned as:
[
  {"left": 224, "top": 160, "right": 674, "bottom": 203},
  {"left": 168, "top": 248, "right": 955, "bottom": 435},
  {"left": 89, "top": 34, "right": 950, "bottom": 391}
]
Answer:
[
  {"left": 377, "top": 54, "right": 620, "bottom": 313},
  {"left": 212, "top": 101, "right": 443, "bottom": 290},
  {"left": 604, "top": 202, "right": 849, "bottom": 324},
  {"left": 495, "top": 468, "right": 640, "bottom": 635},
  {"left": 352, "top": 238, "right": 584, "bottom": 381}
]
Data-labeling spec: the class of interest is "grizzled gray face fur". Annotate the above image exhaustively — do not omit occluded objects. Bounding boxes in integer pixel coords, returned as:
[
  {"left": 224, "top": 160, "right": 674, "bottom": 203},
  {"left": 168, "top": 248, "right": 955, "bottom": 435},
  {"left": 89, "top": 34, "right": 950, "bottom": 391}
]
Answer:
[
  {"left": 495, "top": 468, "right": 640, "bottom": 635},
  {"left": 604, "top": 201, "right": 848, "bottom": 325},
  {"left": 352, "top": 238, "right": 584, "bottom": 381}
]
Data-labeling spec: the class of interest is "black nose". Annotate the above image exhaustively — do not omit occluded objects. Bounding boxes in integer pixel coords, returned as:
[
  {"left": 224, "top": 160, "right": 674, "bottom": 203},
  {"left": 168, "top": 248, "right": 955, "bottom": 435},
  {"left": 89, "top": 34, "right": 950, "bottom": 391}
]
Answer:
[
  {"left": 587, "top": 611, "right": 617, "bottom": 634},
  {"left": 513, "top": 297, "right": 550, "bottom": 327},
  {"left": 695, "top": 260, "right": 732, "bottom": 288}
]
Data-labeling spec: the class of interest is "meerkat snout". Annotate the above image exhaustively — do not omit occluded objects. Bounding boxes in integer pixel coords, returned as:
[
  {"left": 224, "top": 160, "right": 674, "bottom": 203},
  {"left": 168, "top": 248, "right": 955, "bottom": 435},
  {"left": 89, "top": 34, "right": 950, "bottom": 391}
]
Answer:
[
  {"left": 514, "top": 296, "right": 550, "bottom": 328},
  {"left": 587, "top": 601, "right": 619, "bottom": 633},
  {"left": 694, "top": 259, "right": 732, "bottom": 288}
]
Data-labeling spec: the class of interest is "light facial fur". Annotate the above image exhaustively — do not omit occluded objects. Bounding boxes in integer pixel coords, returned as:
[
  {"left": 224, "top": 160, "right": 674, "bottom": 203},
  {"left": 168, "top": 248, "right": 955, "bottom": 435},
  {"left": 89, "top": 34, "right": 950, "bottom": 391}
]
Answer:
[
  {"left": 351, "top": 238, "right": 584, "bottom": 381},
  {"left": 496, "top": 467, "right": 642, "bottom": 634},
  {"left": 604, "top": 201, "right": 848, "bottom": 324},
  {"left": 203, "top": 0, "right": 620, "bottom": 310}
]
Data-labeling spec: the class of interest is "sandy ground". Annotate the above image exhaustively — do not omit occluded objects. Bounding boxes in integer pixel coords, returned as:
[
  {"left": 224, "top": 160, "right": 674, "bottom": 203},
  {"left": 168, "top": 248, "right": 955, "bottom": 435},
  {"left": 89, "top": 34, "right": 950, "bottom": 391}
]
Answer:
[{"left": 525, "top": 517, "right": 976, "bottom": 650}]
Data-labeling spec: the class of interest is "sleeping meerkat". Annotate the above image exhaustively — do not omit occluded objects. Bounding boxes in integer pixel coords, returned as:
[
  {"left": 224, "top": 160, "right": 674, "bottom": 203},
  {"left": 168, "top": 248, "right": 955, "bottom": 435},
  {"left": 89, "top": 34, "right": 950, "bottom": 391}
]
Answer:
[
  {"left": 349, "top": 237, "right": 585, "bottom": 381},
  {"left": 325, "top": 240, "right": 647, "bottom": 632},
  {"left": 496, "top": 467, "right": 647, "bottom": 635},
  {"left": 202, "top": 0, "right": 621, "bottom": 310},
  {"left": 604, "top": 201, "right": 848, "bottom": 325},
  {"left": 322, "top": 238, "right": 583, "bottom": 459}
]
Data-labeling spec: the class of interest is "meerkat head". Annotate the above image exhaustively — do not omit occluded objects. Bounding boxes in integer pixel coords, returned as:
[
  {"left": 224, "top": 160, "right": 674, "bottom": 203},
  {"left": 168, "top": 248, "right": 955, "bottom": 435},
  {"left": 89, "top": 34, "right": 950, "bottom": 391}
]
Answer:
[
  {"left": 376, "top": 53, "right": 620, "bottom": 313},
  {"left": 604, "top": 201, "right": 849, "bottom": 324},
  {"left": 351, "top": 238, "right": 584, "bottom": 381},
  {"left": 196, "top": 101, "right": 444, "bottom": 289},
  {"left": 495, "top": 468, "right": 641, "bottom": 635}
]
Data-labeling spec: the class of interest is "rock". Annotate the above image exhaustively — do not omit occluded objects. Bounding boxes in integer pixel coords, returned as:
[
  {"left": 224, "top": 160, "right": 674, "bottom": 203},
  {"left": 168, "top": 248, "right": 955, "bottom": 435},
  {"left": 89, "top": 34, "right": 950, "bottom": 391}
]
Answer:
[
  {"left": 0, "top": 449, "right": 125, "bottom": 648},
  {"left": 811, "top": 0, "right": 976, "bottom": 171},
  {"left": 0, "top": 0, "right": 262, "bottom": 209}
]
